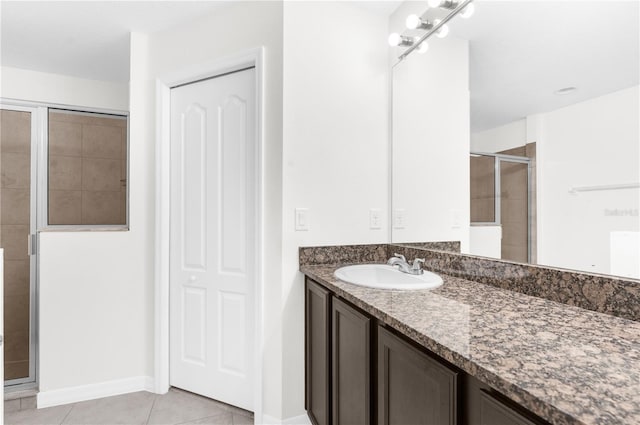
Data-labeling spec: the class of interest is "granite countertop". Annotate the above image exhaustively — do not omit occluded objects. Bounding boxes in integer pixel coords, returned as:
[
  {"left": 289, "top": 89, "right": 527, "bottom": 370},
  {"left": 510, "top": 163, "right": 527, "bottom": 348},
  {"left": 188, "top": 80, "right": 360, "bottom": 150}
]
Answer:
[{"left": 301, "top": 263, "right": 640, "bottom": 425}]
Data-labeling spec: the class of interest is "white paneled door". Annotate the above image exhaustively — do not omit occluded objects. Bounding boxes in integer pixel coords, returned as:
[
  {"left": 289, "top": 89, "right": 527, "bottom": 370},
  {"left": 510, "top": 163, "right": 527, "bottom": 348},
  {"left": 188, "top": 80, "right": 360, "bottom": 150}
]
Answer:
[{"left": 169, "top": 68, "right": 256, "bottom": 411}]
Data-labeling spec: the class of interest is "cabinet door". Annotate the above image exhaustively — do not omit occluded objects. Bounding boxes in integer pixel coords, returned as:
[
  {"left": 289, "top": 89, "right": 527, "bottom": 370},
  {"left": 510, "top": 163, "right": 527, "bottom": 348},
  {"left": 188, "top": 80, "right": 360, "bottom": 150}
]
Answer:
[
  {"left": 479, "top": 391, "right": 540, "bottom": 425},
  {"left": 332, "top": 297, "right": 371, "bottom": 425},
  {"left": 378, "top": 326, "right": 458, "bottom": 425},
  {"left": 306, "top": 279, "right": 332, "bottom": 425}
]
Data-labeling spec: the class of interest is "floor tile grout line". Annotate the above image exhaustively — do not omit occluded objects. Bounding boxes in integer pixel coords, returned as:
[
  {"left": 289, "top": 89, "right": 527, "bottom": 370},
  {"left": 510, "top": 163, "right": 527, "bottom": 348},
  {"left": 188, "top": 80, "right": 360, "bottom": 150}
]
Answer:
[
  {"left": 59, "top": 402, "right": 75, "bottom": 425},
  {"left": 145, "top": 393, "right": 159, "bottom": 425},
  {"left": 172, "top": 412, "right": 233, "bottom": 425}
]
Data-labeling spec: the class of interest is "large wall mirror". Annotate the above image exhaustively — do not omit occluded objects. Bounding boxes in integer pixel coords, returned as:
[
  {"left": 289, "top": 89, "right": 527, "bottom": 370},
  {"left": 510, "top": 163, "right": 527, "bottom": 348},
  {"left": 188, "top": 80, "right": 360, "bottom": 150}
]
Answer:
[{"left": 391, "top": 0, "right": 640, "bottom": 279}]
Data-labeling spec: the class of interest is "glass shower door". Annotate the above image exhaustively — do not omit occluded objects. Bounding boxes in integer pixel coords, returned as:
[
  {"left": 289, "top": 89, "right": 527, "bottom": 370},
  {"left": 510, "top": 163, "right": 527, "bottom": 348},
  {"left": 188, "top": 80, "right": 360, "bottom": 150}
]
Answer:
[
  {"left": 499, "top": 159, "right": 529, "bottom": 263},
  {"left": 470, "top": 152, "right": 532, "bottom": 264},
  {"left": 0, "top": 106, "right": 37, "bottom": 387}
]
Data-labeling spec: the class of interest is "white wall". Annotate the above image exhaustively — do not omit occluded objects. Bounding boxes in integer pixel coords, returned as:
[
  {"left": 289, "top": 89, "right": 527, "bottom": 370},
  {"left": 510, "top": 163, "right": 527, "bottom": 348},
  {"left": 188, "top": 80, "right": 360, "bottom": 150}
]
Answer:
[
  {"left": 140, "top": 2, "right": 286, "bottom": 420},
  {"left": 537, "top": 85, "right": 640, "bottom": 276},
  {"left": 0, "top": 66, "right": 128, "bottom": 110},
  {"left": 390, "top": 1, "right": 470, "bottom": 251},
  {"left": 8, "top": 1, "right": 390, "bottom": 418},
  {"left": 0, "top": 64, "right": 153, "bottom": 399},
  {"left": 282, "top": 1, "right": 389, "bottom": 419},
  {"left": 469, "top": 226, "right": 502, "bottom": 259},
  {"left": 471, "top": 119, "right": 526, "bottom": 153}
]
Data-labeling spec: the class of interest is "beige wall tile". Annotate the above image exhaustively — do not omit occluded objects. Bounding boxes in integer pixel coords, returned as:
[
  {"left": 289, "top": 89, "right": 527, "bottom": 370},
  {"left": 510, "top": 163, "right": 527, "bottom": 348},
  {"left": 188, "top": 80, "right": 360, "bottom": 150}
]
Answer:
[
  {"left": 49, "top": 120, "right": 82, "bottom": 157},
  {"left": 82, "top": 191, "right": 124, "bottom": 225},
  {"left": 49, "top": 155, "right": 82, "bottom": 190},
  {"left": 4, "top": 328, "right": 30, "bottom": 364},
  {"left": 82, "top": 124, "right": 122, "bottom": 159},
  {"left": 50, "top": 112, "right": 126, "bottom": 128},
  {"left": 470, "top": 156, "right": 495, "bottom": 222},
  {"left": 119, "top": 191, "right": 127, "bottom": 224},
  {"left": 1, "top": 188, "right": 30, "bottom": 225},
  {"left": 49, "top": 190, "right": 82, "bottom": 225},
  {"left": 5, "top": 292, "right": 30, "bottom": 342},
  {"left": 1, "top": 225, "right": 30, "bottom": 261},
  {"left": 4, "top": 259, "right": 30, "bottom": 296},
  {"left": 1, "top": 110, "right": 31, "bottom": 154},
  {"left": 121, "top": 158, "right": 127, "bottom": 181},
  {"left": 1, "top": 152, "right": 30, "bottom": 189},
  {"left": 4, "top": 398, "right": 21, "bottom": 413},
  {"left": 82, "top": 158, "right": 121, "bottom": 191},
  {"left": 5, "top": 360, "right": 29, "bottom": 380}
]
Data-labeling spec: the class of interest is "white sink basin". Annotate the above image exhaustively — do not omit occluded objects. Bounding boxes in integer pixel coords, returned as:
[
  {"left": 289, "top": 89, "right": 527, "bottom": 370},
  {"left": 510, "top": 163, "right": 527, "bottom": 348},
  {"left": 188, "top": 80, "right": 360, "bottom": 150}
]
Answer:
[{"left": 334, "top": 264, "right": 443, "bottom": 290}]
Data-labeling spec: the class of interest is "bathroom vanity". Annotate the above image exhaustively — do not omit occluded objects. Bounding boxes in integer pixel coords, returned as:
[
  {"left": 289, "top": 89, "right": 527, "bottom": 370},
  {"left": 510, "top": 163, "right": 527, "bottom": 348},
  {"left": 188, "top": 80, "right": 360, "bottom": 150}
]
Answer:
[{"left": 301, "top": 244, "right": 640, "bottom": 425}]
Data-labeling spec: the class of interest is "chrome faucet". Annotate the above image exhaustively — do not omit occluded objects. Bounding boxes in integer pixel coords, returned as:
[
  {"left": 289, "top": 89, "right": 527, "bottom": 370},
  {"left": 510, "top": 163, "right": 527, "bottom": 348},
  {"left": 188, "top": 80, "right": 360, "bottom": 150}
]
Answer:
[{"left": 387, "top": 253, "right": 425, "bottom": 275}]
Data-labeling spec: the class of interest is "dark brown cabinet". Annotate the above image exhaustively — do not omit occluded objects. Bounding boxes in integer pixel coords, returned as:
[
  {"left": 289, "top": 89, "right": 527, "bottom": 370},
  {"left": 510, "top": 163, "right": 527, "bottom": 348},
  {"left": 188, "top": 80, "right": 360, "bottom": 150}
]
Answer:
[
  {"left": 305, "top": 277, "right": 548, "bottom": 425},
  {"left": 377, "top": 326, "right": 458, "bottom": 425},
  {"left": 306, "top": 279, "right": 331, "bottom": 425},
  {"left": 478, "top": 391, "right": 539, "bottom": 425},
  {"left": 463, "top": 375, "right": 548, "bottom": 425},
  {"left": 332, "top": 297, "right": 371, "bottom": 425}
]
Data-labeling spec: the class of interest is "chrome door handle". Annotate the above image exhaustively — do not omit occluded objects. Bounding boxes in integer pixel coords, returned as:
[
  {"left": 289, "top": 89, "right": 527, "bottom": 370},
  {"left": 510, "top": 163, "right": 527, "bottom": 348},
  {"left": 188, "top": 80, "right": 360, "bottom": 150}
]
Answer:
[{"left": 27, "top": 234, "right": 37, "bottom": 256}]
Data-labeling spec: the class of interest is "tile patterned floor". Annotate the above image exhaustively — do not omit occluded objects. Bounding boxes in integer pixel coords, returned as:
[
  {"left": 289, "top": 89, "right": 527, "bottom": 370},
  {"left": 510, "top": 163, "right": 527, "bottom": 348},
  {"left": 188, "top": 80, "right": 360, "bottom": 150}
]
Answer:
[{"left": 4, "top": 388, "right": 253, "bottom": 425}]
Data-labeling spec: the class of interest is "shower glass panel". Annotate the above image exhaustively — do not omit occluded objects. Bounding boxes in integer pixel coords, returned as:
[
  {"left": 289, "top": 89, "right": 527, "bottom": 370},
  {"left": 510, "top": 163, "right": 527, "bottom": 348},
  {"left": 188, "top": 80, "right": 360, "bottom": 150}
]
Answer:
[
  {"left": 0, "top": 108, "right": 35, "bottom": 383},
  {"left": 48, "top": 110, "right": 127, "bottom": 226},
  {"left": 500, "top": 160, "right": 529, "bottom": 263},
  {"left": 470, "top": 155, "right": 496, "bottom": 223},
  {"left": 470, "top": 152, "right": 531, "bottom": 263}
]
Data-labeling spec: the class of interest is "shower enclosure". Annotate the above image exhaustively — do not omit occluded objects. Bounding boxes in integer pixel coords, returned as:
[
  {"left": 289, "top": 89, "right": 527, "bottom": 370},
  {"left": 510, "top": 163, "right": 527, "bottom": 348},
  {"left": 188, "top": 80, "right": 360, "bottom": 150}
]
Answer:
[
  {"left": 470, "top": 149, "right": 534, "bottom": 263},
  {"left": 0, "top": 106, "right": 38, "bottom": 387}
]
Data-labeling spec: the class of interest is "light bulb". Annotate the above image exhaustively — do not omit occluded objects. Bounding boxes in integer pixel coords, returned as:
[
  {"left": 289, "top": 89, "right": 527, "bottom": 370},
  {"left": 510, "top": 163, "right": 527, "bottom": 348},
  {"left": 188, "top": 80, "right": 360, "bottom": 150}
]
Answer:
[
  {"left": 427, "top": 0, "right": 443, "bottom": 8},
  {"left": 405, "top": 14, "right": 421, "bottom": 30},
  {"left": 416, "top": 42, "right": 429, "bottom": 54},
  {"left": 388, "top": 33, "right": 402, "bottom": 47},
  {"left": 460, "top": 3, "right": 475, "bottom": 18},
  {"left": 434, "top": 19, "right": 449, "bottom": 38}
]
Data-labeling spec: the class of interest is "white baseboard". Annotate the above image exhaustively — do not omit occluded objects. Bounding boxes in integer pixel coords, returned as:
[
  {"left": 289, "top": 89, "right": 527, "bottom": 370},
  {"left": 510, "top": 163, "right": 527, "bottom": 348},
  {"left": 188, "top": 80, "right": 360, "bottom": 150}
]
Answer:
[
  {"left": 261, "top": 413, "right": 311, "bottom": 425},
  {"left": 37, "top": 376, "right": 155, "bottom": 408}
]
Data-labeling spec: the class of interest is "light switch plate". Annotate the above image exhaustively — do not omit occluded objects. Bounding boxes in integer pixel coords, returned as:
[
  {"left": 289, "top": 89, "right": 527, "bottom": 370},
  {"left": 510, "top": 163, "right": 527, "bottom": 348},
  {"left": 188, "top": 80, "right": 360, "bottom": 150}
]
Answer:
[
  {"left": 393, "top": 209, "right": 406, "bottom": 229},
  {"left": 295, "top": 208, "right": 309, "bottom": 231},
  {"left": 370, "top": 209, "right": 382, "bottom": 229}
]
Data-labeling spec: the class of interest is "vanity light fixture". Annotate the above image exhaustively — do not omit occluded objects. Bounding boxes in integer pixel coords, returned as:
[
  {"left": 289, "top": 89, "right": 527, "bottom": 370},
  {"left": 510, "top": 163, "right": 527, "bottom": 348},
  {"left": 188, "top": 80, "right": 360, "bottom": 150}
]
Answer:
[
  {"left": 434, "top": 19, "right": 450, "bottom": 38},
  {"left": 388, "top": 33, "right": 416, "bottom": 47},
  {"left": 406, "top": 15, "right": 450, "bottom": 38},
  {"left": 459, "top": 3, "right": 475, "bottom": 19},
  {"left": 406, "top": 14, "right": 433, "bottom": 30},
  {"left": 428, "top": 0, "right": 475, "bottom": 18},
  {"left": 417, "top": 42, "right": 429, "bottom": 54},
  {"left": 390, "top": 0, "right": 474, "bottom": 61}
]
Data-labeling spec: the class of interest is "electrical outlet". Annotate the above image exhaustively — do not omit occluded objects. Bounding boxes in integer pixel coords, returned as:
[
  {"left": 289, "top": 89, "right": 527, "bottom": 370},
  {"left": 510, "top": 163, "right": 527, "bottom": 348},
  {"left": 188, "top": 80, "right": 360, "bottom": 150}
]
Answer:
[
  {"left": 393, "top": 209, "right": 406, "bottom": 229},
  {"left": 295, "top": 208, "right": 309, "bottom": 231},
  {"left": 370, "top": 209, "right": 382, "bottom": 229}
]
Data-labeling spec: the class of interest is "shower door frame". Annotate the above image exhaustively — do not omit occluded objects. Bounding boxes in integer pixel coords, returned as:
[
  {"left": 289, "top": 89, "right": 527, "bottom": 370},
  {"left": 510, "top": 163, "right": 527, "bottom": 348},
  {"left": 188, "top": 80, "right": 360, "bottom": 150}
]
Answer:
[
  {"left": 470, "top": 151, "right": 533, "bottom": 263},
  {"left": 0, "top": 102, "right": 44, "bottom": 390}
]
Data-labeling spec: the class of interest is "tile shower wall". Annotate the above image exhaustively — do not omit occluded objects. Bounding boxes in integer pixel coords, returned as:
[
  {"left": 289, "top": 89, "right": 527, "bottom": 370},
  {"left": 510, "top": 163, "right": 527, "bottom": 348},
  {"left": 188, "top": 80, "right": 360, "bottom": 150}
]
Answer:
[
  {"left": 470, "top": 143, "right": 537, "bottom": 264},
  {"left": 48, "top": 111, "right": 127, "bottom": 225},
  {"left": 0, "top": 109, "right": 32, "bottom": 380}
]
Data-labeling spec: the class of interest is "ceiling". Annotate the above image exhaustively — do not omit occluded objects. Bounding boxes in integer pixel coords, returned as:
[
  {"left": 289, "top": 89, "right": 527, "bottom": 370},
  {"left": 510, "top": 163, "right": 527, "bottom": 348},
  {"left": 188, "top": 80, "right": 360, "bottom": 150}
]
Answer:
[
  {"left": 447, "top": 0, "right": 640, "bottom": 132},
  {"left": 1, "top": 1, "right": 638, "bottom": 133},
  {"left": 0, "top": 1, "right": 233, "bottom": 82},
  {"left": 0, "top": 0, "right": 401, "bottom": 83}
]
